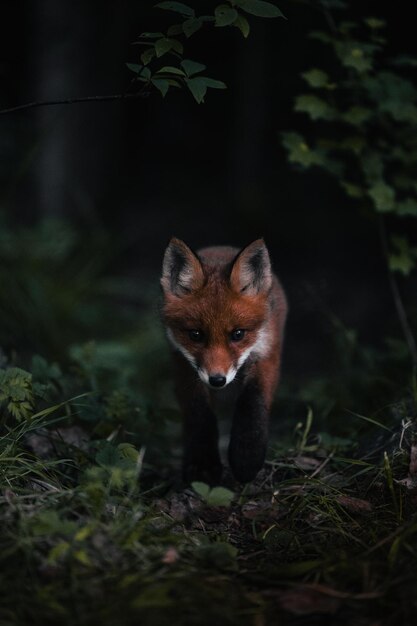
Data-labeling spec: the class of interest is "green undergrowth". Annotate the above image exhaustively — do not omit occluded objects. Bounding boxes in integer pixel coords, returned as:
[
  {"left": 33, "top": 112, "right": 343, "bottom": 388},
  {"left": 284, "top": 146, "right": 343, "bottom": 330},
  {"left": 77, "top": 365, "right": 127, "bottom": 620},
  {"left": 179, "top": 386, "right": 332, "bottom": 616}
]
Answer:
[{"left": 0, "top": 347, "right": 416, "bottom": 626}]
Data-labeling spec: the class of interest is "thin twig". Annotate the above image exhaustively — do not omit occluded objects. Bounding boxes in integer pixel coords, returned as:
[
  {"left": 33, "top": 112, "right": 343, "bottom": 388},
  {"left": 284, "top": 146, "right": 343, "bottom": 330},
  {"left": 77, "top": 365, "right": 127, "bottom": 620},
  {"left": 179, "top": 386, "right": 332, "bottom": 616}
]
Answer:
[
  {"left": 0, "top": 92, "right": 148, "bottom": 116},
  {"left": 378, "top": 217, "right": 417, "bottom": 368}
]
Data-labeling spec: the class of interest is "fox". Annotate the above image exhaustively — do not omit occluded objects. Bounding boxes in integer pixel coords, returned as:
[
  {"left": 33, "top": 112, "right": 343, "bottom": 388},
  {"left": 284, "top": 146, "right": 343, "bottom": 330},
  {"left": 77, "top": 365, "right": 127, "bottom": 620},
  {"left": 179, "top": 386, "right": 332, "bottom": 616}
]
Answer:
[{"left": 160, "top": 237, "right": 288, "bottom": 484}]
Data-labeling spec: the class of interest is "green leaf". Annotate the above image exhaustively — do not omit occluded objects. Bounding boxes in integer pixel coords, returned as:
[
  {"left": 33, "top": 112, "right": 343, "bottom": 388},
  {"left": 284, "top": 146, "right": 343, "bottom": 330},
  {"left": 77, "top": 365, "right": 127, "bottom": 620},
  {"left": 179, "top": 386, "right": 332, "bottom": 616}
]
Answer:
[
  {"left": 380, "top": 100, "right": 417, "bottom": 123},
  {"left": 73, "top": 549, "right": 91, "bottom": 567},
  {"left": 191, "top": 481, "right": 210, "bottom": 499},
  {"left": 155, "top": 2, "right": 195, "bottom": 17},
  {"left": 335, "top": 42, "right": 375, "bottom": 73},
  {"left": 302, "top": 68, "right": 329, "bottom": 88},
  {"left": 157, "top": 66, "right": 186, "bottom": 76},
  {"left": 0, "top": 367, "right": 34, "bottom": 422},
  {"left": 139, "top": 32, "right": 164, "bottom": 39},
  {"left": 155, "top": 38, "right": 175, "bottom": 58},
  {"left": 368, "top": 181, "right": 395, "bottom": 213},
  {"left": 201, "top": 77, "right": 227, "bottom": 89},
  {"left": 95, "top": 443, "right": 119, "bottom": 468},
  {"left": 126, "top": 63, "right": 143, "bottom": 74},
  {"left": 185, "top": 76, "right": 226, "bottom": 102},
  {"left": 31, "top": 511, "right": 77, "bottom": 537},
  {"left": 141, "top": 48, "right": 155, "bottom": 66},
  {"left": 364, "top": 17, "right": 385, "bottom": 29},
  {"left": 151, "top": 78, "right": 170, "bottom": 97},
  {"left": 183, "top": 17, "right": 203, "bottom": 37},
  {"left": 206, "top": 486, "right": 234, "bottom": 507},
  {"left": 233, "top": 13, "right": 250, "bottom": 37},
  {"left": 235, "top": 0, "right": 285, "bottom": 18},
  {"left": 117, "top": 443, "right": 140, "bottom": 462},
  {"left": 170, "top": 39, "right": 184, "bottom": 54},
  {"left": 389, "top": 255, "right": 414, "bottom": 276},
  {"left": 167, "top": 23, "right": 183, "bottom": 36},
  {"left": 341, "top": 182, "right": 364, "bottom": 198},
  {"left": 295, "top": 94, "right": 336, "bottom": 120},
  {"left": 361, "top": 152, "right": 384, "bottom": 183},
  {"left": 281, "top": 132, "right": 325, "bottom": 168},
  {"left": 181, "top": 59, "right": 206, "bottom": 77},
  {"left": 137, "top": 67, "right": 151, "bottom": 81},
  {"left": 31, "top": 355, "right": 62, "bottom": 384},
  {"left": 365, "top": 72, "right": 417, "bottom": 104},
  {"left": 396, "top": 198, "right": 417, "bottom": 217},
  {"left": 340, "top": 136, "right": 366, "bottom": 154},
  {"left": 48, "top": 541, "right": 70, "bottom": 564},
  {"left": 343, "top": 106, "right": 372, "bottom": 125},
  {"left": 389, "top": 236, "right": 417, "bottom": 276},
  {"left": 215, "top": 5, "right": 238, "bottom": 27}
]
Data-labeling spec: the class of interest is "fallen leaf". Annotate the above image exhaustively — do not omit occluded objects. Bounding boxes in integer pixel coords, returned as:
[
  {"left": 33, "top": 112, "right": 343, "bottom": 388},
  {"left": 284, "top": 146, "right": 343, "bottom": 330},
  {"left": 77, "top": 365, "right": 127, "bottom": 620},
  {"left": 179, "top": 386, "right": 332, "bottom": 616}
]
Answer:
[
  {"left": 396, "top": 445, "right": 417, "bottom": 493},
  {"left": 409, "top": 444, "right": 417, "bottom": 477},
  {"left": 336, "top": 495, "right": 372, "bottom": 513},
  {"left": 54, "top": 426, "right": 89, "bottom": 450},
  {"left": 161, "top": 546, "right": 179, "bottom": 564},
  {"left": 292, "top": 456, "right": 321, "bottom": 470},
  {"left": 276, "top": 587, "right": 340, "bottom": 615},
  {"left": 241, "top": 500, "right": 271, "bottom": 520}
]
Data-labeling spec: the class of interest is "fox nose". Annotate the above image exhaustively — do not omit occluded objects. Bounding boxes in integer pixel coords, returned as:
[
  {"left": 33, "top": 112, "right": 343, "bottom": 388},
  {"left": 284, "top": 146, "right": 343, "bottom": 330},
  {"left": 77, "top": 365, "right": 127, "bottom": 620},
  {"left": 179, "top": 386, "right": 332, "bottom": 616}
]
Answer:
[{"left": 209, "top": 374, "right": 227, "bottom": 388}]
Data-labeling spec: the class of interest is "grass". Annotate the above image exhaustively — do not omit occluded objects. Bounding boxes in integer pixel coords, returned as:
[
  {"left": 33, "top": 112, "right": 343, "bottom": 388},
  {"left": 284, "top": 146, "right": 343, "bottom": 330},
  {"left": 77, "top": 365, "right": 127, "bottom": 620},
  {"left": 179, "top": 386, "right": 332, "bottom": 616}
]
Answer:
[{"left": 0, "top": 360, "right": 416, "bottom": 626}]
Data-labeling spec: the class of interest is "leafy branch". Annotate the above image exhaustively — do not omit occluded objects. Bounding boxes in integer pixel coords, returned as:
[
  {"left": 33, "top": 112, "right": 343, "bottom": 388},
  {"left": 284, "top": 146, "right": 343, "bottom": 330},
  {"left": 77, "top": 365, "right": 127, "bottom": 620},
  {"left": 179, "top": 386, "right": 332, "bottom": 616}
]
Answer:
[
  {"left": 125, "top": 0, "right": 285, "bottom": 103},
  {"left": 281, "top": 6, "right": 417, "bottom": 366},
  {"left": 0, "top": 0, "right": 284, "bottom": 115}
]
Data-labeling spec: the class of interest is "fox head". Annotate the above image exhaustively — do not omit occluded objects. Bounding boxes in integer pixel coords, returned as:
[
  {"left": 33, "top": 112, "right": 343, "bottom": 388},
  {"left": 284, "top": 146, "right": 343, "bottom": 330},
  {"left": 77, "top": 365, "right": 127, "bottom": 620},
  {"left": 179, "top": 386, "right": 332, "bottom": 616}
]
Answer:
[{"left": 161, "top": 237, "right": 273, "bottom": 389}]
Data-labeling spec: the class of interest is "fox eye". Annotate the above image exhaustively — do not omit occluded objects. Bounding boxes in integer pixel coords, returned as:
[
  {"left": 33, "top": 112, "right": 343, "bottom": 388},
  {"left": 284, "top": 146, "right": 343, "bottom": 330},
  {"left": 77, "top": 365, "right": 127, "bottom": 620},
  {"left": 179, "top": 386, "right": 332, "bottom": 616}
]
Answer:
[
  {"left": 188, "top": 329, "right": 204, "bottom": 342},
  {"left": 230, "top": 329, "right": 245, "bottom": 342}
]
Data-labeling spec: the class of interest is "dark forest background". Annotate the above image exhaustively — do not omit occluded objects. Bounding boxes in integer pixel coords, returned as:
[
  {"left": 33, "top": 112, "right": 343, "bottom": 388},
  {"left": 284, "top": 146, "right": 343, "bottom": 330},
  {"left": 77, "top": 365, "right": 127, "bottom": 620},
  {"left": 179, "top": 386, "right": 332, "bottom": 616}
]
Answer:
[{"left": 1, "top": 0, "right": 416, "bottom": 385}]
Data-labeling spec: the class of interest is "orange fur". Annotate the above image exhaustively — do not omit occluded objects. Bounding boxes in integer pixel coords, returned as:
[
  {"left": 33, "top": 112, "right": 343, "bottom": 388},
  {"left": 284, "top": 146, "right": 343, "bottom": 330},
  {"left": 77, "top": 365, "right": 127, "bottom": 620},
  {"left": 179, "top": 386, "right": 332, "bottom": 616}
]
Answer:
[{"left": 160, "top": 238, "right": 288, "bottom": 483}]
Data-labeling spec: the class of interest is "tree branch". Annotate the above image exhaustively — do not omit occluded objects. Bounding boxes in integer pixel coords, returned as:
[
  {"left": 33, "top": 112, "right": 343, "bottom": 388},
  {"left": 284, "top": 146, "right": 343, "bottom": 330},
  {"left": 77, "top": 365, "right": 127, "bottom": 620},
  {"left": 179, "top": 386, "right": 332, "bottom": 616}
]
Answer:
[{"left": 0, "top": 92, "right": 148, "bottom": 116}]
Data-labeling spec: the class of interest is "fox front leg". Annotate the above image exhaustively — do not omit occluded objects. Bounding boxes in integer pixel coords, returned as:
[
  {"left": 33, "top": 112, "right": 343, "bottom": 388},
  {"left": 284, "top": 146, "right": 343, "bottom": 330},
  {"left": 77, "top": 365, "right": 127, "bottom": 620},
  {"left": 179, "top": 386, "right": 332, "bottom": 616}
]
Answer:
[
  {"left": 182, "top": 398, "right": 223, "bottom": 485},
  {"left": 174, "top": 356, "right": 222, "bottom": 485},
  {"left": 228, "top": 381, "right": 268, "bottom": 483},
  {"left": 228, "top": 358, "right": 279, "bottom": 483}
]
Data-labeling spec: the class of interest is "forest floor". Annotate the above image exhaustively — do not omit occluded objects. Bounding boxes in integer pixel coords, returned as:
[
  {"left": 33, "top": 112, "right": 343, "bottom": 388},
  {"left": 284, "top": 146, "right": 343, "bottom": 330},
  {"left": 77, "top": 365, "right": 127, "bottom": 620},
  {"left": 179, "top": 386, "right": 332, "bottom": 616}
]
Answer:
[{"left": 1, "top": 349, "right": 417, "bottom": 626}]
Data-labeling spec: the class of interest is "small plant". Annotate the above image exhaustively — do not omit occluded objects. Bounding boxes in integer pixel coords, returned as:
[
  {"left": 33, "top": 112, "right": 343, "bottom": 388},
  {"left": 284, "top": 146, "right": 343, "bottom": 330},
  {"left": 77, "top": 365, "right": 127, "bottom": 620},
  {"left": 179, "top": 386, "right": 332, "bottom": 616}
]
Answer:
[
  {"left": 0, "top": 367, "right": 35, "bottom": 422},
  {"left": 192, "top": 481, "right": 235, "bottom": 506}
]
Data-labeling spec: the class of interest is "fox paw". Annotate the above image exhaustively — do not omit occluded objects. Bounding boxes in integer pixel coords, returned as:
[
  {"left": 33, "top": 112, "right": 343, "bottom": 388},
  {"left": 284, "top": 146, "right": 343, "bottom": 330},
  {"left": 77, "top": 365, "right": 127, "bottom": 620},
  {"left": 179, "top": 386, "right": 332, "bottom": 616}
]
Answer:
[
  {"left": 228, "top": 443, "right": 266, "bottom": 483},
  {"left": 183, "top": 461, "right": 223, "bottom": 486}
]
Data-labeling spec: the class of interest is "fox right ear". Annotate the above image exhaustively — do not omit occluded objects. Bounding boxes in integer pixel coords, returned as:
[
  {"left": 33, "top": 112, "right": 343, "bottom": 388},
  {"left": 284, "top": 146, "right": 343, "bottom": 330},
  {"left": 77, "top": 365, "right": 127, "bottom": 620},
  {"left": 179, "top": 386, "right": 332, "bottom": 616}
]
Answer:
[
  {"left": 230, "top": 239, "right": 272, "bottom": 295},
  {"left": 161, "top": 238, "right": 204, "bottom": 296}
]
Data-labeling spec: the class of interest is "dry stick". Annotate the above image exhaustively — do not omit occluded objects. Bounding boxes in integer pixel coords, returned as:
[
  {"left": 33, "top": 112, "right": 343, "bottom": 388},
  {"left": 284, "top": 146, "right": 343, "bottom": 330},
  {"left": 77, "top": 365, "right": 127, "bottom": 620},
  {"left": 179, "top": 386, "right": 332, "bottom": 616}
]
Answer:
[
  {"left": 378, "top": 217, "right": 417, "bottom": 369},
  {"left": 0, "top": 92, "right": 148, "bottom": 115}
]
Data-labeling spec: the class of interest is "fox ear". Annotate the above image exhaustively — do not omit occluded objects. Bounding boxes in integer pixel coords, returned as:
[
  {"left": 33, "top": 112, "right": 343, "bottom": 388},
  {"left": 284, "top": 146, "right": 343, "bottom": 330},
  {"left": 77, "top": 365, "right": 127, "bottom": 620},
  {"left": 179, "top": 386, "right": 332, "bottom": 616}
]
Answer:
[
  {"left": 161, "top": 238, "right": 204, "bottom": 296},
  {"left": 230, "top": 239, "right": 272, "bottom": 295}
]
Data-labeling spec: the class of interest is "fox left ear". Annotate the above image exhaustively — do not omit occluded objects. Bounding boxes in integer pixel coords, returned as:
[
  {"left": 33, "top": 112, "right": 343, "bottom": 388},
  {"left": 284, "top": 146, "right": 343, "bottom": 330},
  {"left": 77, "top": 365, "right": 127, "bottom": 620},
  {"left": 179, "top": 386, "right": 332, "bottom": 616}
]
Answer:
[
  {"left": 161, "top": 237, "right": 204, "bottom": 296},
  {"left": 230, "top": 239, "right": 272, "bottom": 295}
]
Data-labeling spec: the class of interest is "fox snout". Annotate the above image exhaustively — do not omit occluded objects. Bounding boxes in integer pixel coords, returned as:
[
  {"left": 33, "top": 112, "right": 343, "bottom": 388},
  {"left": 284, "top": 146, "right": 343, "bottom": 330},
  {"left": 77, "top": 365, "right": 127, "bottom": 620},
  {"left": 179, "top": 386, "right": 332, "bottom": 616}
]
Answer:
[
  {"left": 208, "top": 374, "right": 226, "bottom": 388},
  {"left": 197, "top": 362, "right": 237, "bottom": 389}
]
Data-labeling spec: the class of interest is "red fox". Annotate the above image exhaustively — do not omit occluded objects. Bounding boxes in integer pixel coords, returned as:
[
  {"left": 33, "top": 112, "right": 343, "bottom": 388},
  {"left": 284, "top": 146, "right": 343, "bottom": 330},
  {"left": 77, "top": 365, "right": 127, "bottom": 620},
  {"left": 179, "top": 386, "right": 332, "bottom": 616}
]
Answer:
[{"left": 161, "top": 238, "right": 288, "bottom": 483}]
